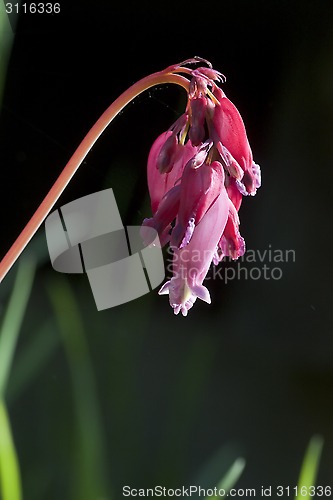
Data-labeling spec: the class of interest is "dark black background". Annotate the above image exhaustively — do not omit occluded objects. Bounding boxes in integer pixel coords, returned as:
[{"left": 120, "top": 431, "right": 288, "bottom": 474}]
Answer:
[
  {"left": 2, "top": 0, "right": 331, "bottom": 252},
  {"left": 1, "top": 1, "right": 333, "bottom": 499}
]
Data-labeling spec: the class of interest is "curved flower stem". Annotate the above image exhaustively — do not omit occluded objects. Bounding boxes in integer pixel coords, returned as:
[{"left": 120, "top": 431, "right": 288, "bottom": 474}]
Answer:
[{"left": 0, "top": 71, "right": 190, "bottom": 283}]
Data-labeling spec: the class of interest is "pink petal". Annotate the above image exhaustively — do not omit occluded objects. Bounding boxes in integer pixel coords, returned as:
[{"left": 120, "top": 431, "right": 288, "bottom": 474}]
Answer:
[
  {"left": 218, "top": 200, "right": 245, "bottom": 260},
  {"left": 225, "top": 176, "right": 243, "bottom": 212},
  {"left": 141, "top": 185, "right": 181, "bottom": 247},
  {"left": 171, "top": 160, "right": 225, "bottom": 248},
  {"left": 147, "top": 132, "right": 198, "bottom": 214},
  {"left": 189, "top": 96, "right": 207, "bottom": 146},
  {"left": 159, "top": 188, "right": 229, "bottom": 316},
  {"left": 157, "top": 133, "right": 179, "bottom": 173},
  {"left": 212, "top": 87, "right": 253, "bottom": 175}
]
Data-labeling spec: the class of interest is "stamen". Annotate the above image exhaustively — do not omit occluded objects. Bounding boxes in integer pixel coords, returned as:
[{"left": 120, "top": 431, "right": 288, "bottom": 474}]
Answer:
[
  {"left": 206, "top": 88, "right": 220, "bottom": 106},
  {"left": 179, "top": 120, "right": 190, "bottom": 145}
]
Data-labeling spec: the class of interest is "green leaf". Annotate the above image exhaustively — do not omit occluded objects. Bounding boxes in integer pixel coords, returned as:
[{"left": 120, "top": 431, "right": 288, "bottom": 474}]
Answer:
[
  {"left": 295, "top": 434, "right": 324, "bottom": 500},
  {"left": 47, "top": 275, "right": 111, "bottom": 500},
  {"left": 204, "top": 457, "right": 246, "bottom": 500},
  {"left": 0, "top": 399, "right": 22, "bottom": 500},
  {"left": 0, "top": 257, "right": 36, "bottom": 398},
  {"left": 0, "top": 0, "right": 14, "bottom": 106}
]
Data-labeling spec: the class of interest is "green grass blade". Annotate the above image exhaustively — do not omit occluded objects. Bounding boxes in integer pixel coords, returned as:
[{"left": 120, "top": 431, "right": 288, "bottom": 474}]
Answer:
[
  {"left": 0, "top": 399, "right": 22, "bottom": 500},
  {"left": 47, "top": 275, "right": 110, "bottom": 500},
  {"left": 204, "top": 457, "right": 246, "bottom": 500},
  {"left": 7, "top": 319, "right": 59, "bottom": 403},
  {"left": 0, "top": 0, "right": 15, "bottom": 106},
  {"left": 0, "top": 258, "right": 35, "bottom": 500},
  {"left": 0, "top": 257, "right": 36, "bottom": 398},
  {"left": 295, "top": 434, "right": 324, "bottom": 500}
]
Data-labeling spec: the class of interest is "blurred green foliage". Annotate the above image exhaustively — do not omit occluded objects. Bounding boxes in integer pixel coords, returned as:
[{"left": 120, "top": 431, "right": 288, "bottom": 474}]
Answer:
[
  {"left": 0, "top": 1, "right": 332, "bottom": 497},
  {"left": 0, "top": 0, "right": 13, "bottom": 106},
  {"left": 0, "top": 257, "right": 36, "bottom": 500},
  {"left": 0, "top": 259, "right": 325, "bottom": 498}
]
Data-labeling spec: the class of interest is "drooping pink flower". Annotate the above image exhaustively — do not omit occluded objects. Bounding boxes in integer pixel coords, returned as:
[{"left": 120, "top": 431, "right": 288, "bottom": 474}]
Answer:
[
  {"left": 159, "top": 188, "right": 229, "bottom": 316},
  {"left": 142, "top": 57, "right": 261, "bottom": 315}
]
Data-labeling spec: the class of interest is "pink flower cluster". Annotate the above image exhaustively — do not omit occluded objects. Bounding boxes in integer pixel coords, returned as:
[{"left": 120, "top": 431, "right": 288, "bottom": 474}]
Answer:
[{"left": 142, "top": 58, "right": 261, "bottom": 316}]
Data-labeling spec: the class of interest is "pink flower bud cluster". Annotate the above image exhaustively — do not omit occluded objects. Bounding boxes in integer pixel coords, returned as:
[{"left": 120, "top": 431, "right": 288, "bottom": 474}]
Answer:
[{"left": 142, "top": 58, "right": 261, "bottom": 316}]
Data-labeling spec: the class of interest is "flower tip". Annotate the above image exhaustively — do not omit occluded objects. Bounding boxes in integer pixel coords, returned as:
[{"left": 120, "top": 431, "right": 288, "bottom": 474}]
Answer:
[
  {"left": 173, "top": 304, "right": 187, "bottom": 316},
  {"left": 173, "top": 302, "right": 192, "bottom": 317},
  {"left": 158, "top": 281, "right": 170, "bottom": 295},
  {"left": 191, "top": 284, "right": 211, "bottom": 304},
  {"left": 140, "top": 220, "right": 157, "bottom": 246},
  {"left": 236, "top": 162, "right": 261, "bottom": 196}
]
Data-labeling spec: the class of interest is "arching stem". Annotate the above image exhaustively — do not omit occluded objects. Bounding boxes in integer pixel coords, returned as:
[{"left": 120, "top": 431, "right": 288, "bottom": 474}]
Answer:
[{"left": 0, "top": 71, "right": 190, "bottom": 283}]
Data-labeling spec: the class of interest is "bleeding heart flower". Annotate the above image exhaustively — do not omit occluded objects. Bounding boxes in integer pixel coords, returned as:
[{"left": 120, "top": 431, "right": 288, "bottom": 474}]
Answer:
[{"left": 142, "top": 57, "right": 261, "bottom": 315}]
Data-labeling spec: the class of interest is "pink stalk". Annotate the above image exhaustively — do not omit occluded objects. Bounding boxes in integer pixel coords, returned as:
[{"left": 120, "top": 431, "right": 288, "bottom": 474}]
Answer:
[{"left": 0, "top": 71, "right": 190, "bottom": 283}]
